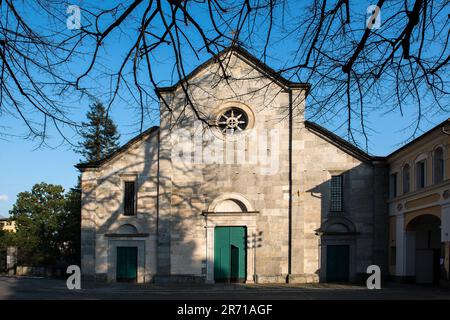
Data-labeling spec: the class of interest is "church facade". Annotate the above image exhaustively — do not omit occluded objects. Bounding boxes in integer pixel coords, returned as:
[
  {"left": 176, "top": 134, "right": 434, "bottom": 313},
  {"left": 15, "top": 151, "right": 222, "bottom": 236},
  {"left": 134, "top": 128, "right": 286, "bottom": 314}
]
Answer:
[{"left": 77, "top": 47, "right": 447, "bottom": 284}]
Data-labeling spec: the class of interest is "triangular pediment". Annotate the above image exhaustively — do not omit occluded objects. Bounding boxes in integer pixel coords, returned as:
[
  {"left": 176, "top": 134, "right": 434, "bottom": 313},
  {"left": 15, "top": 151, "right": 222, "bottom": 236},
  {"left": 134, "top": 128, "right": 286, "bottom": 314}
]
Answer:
[{"left": 156, "top": 45, "right": 309, "bottom": 94}]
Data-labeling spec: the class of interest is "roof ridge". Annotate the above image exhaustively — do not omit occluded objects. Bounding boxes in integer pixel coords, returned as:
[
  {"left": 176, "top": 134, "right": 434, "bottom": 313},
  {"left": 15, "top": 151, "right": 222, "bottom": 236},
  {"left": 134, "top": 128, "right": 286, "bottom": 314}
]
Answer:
[
  {"left": 76, "top": 126, "right": 159, "bottom": 170},
  {"left": 156, "top": 45, "right": 310, "bottom": 94},
  {"left": 304, "top": 120, "right": 377, "bottom": 162}
]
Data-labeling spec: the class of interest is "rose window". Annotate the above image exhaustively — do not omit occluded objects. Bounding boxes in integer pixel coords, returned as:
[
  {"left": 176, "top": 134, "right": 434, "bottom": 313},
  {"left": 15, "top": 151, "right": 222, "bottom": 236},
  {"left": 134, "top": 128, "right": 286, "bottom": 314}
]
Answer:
[{"left": 217, "top": 107, "right": 249, "bottom": 134}]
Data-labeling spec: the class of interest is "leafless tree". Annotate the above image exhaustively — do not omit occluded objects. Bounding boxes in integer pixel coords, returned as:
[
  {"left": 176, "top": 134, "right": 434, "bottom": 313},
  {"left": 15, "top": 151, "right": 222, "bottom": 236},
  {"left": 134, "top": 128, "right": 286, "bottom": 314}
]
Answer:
[{"left": 0, "top": 0, "right": 448, "bottom": 150}]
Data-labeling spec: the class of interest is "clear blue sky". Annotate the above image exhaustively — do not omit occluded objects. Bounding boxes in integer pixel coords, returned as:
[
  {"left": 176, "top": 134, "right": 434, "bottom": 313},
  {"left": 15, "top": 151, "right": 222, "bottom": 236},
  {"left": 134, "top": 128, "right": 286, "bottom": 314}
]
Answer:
[{"left": 0, "top": 1, "right": 448, "bottom": 217}]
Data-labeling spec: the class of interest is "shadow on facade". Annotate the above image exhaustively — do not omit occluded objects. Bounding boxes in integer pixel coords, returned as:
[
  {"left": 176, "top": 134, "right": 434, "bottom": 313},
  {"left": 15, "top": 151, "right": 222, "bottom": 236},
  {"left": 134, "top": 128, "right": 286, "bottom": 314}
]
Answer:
[
  {"left": 79, "top": 132, "right": 222, "bottom": 283},
  {"left": 404, "top": 214, "right": 442, "bottom": 285},
  {"left": 305, "top": 162, "right": 389, "bottom": 283}
]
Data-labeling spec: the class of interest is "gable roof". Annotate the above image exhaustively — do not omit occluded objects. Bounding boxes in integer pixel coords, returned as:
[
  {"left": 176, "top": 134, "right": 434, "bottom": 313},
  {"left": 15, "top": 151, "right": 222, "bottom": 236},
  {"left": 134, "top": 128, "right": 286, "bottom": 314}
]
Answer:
[
  {"left": 156, "top": 45, "right": 310, "bottom": 94},
  {"left": 75, "top": 126, "right": 159, "bottom": 170},
  {"left": 75, "top": 115, "right": 448, "bottom": 172},
  {"left": 304, "top": 121, "right": 380, "bottom": 163},
  {"left": 76, "top": 121, "right": 378, "bottom": 171}
]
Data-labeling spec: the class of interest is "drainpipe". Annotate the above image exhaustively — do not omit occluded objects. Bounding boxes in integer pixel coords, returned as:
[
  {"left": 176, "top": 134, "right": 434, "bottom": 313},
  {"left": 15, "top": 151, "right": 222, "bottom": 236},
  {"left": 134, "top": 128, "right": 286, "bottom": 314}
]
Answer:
[
  {"left": 156, "top": 130, "right": 161, "bottom": 277},
  {"left": 288, "top": 88, "right": 293, "bottom": 278}
]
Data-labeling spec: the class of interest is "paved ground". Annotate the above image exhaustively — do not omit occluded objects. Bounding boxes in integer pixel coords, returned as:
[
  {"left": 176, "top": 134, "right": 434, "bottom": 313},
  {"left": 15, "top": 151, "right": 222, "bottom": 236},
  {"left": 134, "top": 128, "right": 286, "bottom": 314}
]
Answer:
[{"left": 1, "top": 276, "right": 450, "bottom": 299}]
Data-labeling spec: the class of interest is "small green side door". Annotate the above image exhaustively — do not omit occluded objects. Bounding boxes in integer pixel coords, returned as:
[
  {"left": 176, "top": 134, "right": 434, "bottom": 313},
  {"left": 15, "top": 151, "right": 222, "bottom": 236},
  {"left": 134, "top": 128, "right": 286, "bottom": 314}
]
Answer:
[
  {"left": 214, "top": 227, "right": 246, "bottom": 282},
  {"left": 116, "top": 247, "right": 138, "bottom": 282},
  {"left": 326, "top": 245, "right": 349, "bottom": 282}
]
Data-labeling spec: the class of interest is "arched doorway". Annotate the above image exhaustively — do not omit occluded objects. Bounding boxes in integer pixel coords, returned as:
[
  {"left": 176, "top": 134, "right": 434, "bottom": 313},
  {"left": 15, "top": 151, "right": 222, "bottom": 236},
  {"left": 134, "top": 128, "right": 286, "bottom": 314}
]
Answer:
[
  {"left": 212, "top": 198, "right": 248, "bottom": 283},
  {"left": 319, "top": 217, "right": 358, "bottom": 282},
  {"left": 406, "top": 214, "right": 441, "bottom": 284},
  {"left": 204, "top": 193, "right": 258, "bottom": 284},
  {"left": 106, "top": 223, "right": 147, "bottom": 283}
]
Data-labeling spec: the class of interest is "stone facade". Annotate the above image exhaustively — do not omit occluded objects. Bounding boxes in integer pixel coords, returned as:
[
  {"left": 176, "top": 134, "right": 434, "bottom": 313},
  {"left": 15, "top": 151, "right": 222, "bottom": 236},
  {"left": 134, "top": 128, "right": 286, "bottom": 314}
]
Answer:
[
  {"left": 77, "top": 47, "right": 389, "bottom": 284},
  {"left": 79, "top": 128, "right": 159, "bottom": 282}
]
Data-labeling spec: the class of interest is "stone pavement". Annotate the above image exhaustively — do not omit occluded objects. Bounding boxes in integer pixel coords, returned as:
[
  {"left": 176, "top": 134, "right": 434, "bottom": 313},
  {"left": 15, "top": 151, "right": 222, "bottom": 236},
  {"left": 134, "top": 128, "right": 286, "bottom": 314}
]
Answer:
[{"left": 1, "top": 276, "right": 450, "bottom": 300}]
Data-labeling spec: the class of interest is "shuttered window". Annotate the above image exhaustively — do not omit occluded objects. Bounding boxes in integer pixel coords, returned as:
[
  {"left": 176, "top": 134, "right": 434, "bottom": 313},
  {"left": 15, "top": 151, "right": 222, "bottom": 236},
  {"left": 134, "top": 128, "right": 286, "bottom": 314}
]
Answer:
[
  {"left": 124, "top": 181, "right": 136, "bottom": 216},
  {"left": 330, "top": 175, "right": 343, "bottom": 212}
]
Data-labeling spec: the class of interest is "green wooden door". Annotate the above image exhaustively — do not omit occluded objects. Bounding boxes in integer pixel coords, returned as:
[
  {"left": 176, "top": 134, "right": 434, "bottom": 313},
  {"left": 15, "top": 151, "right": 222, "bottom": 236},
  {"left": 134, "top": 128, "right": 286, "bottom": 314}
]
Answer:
[
  {"left": 214, "top": 227, "right": 246, "bottom": 282},
  {"left": 116, "top": 247, "right": 137, "bottom": 282},
  {"left": 326, "top": 245, "right": 349, "bottom": 282}
]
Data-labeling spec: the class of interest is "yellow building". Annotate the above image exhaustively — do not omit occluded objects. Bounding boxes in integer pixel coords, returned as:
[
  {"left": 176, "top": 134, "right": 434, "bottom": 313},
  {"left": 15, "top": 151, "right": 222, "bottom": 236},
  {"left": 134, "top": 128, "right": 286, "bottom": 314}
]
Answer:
[
  {"left": 0, "top": 218, "right": 16, "bottom": 233},
  {"left": 388, "top": 118, "right": 450, "bottom": 284}
]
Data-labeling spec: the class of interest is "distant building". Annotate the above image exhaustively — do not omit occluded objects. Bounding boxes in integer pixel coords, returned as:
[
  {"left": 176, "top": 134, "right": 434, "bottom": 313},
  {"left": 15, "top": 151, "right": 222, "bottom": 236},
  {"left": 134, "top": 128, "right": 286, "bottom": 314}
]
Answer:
[{"left": 0, "top": 218, "right": 16, "bottom": 233}]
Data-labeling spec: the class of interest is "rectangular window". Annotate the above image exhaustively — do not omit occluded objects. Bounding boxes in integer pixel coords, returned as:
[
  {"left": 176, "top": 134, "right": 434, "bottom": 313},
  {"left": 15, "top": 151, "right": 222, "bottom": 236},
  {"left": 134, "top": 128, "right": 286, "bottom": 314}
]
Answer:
[
  {"left": 402, "top": 165, "right": 410, "bottom": 194},
  {"left": 389, "top": 173, "right": 397, "bottom": 198},
  {"left": 435, "top": 159, "right": 444, "bottom": 184},
  {"left": 416, "top": 160, "right": 426, "bottom": 189},
  {"left": 434, "top": 148, "right": 444, "bottom": 184},
  {"left": 330, "top": 175, "right": 343, "bottom": 212},
  {"left": 124, "top": 181, "right": 136, "bottom": 216}
]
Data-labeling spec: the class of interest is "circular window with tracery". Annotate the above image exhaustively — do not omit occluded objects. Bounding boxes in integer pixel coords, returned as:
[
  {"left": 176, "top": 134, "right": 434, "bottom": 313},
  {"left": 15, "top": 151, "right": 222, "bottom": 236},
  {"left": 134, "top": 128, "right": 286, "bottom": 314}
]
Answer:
[{"left": 216, "top": 107, "right": 249, "bottom": 134}]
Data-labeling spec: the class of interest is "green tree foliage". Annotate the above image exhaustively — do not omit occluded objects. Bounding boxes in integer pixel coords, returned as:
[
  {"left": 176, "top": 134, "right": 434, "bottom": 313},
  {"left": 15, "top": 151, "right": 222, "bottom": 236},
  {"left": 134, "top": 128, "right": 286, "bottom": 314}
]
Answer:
[
  {"left": 62, "top": 181, "right": 81, "bottom": 266},
  {"left": 0, "top": 227, "right": 14, "bottom": 272},
  {"left": 0, "top": 228, "right": 13, "bottom": 251},
  {"left": 0, "top": 230, "right": 6, "bottom": 272},
  {"left": 9, "top": 183, "right": 74, "bottom": 267},
  {"left": 6, "top": 104, "right": 120, "bottom": 268},
  {"left": 77, "top": 102, "right": 120, "bottom": 162},
  {"left": 0, "top": 229, "right": 5, "bottom": 249}
]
